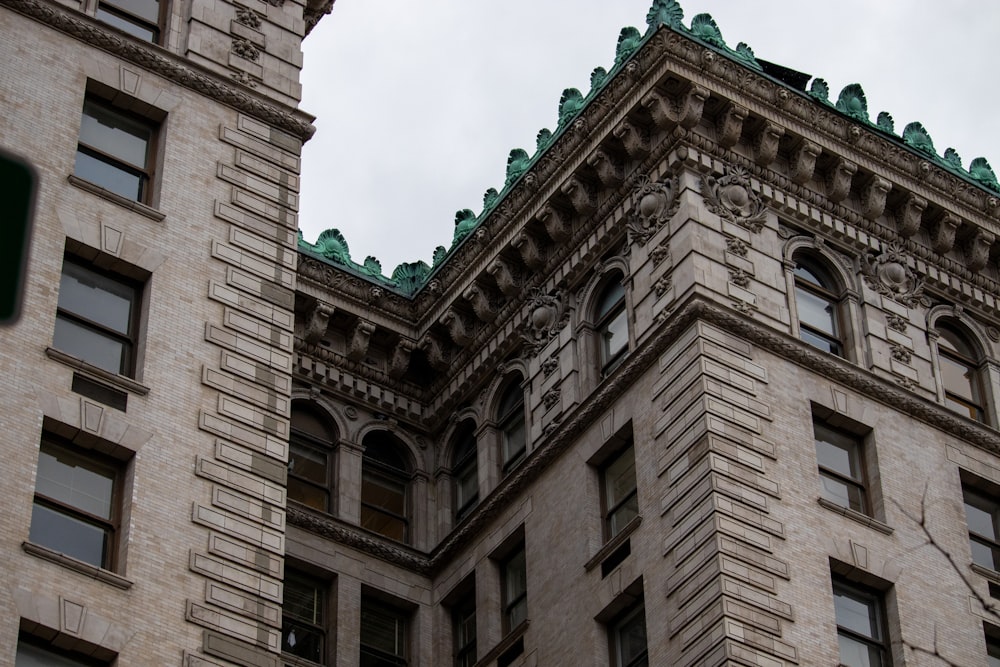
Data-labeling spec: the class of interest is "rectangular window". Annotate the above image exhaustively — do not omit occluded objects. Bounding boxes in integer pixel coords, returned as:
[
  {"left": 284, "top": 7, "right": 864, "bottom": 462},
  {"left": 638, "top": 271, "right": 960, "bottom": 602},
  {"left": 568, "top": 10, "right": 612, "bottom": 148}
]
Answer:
[
  {"left": 501, "top": 544, "right": 527, "bottom": 634},
  {"left": 964, "top": 483, "right": 1000, "bottom": 571},
  {"left": 29, "top": 436, "right": 122, "bottom": 571},
  {"left": 16, "top": 637, "right": 110, "bottom": 666},
  {"left": 814, "top": 419, "right": 868, "bottom": 514},
  {"left": 74, "top": 96, "right": 156, "bottom": 203},
  {"left": 281, "top": 569, "right": 327, "bottom": 664},
  {"left": 360, "top": 597, "right": 408, "bottom": 666},
  {"left": 610, "top": 603, "right": 648, "bottom": 667},
  {"left": 832, "top": 578, "right": 890, "bottom": 667},
  {"left": 95, "top": 0, "right": 163, "bottom": 42},
  {"left": 452, "top": 592, "right": 476, "bottom": 667},
  {"left": 53, "top": 257, "right": 141, "bottom": 377},
  {"left": 602, "top": 442, "right": 639, "bottom": 541},
  {"left": 987, "top": 625, "right": 1000, "bottom": 667}
]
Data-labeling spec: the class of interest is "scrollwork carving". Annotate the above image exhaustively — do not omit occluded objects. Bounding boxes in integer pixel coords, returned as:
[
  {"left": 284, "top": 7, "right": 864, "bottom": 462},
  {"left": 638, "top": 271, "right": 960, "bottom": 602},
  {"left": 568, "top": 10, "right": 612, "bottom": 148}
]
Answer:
[
  {"left": 701, "top": 165, "right": 767, "bottom": 232},
  {"left": 861, "top": 243, "right": 930, "bottom": 308},
  {"left": 522, "top": 289, "right": 570, "bottom": 356},
  {"left": 626, "top": 174, "right": 678, "bottom": 246}
]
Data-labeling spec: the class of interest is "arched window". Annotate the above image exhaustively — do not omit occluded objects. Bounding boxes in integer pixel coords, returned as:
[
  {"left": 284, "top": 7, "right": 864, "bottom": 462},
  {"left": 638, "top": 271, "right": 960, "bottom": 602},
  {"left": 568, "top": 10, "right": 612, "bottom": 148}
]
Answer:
[
  {"left": 452, "top": 422, "right": 478, "bottom": 522},
  {"left": 793, "top": 255, "right": 845, "bottom": 357},
  {"left": 937, "top": 322, "right": 986, "bottom": 422},
  {"left": 361, "top": 432, "right": 411, "bottom": 542},
  {"left": 595, "top": 275, "right": 628, "bottom": 375},
  {"left": 497, "top": 379, "right": 526, "bottom": 475},
  {"left": 288, "top": 403, "right": 337, "bottom": 512}
]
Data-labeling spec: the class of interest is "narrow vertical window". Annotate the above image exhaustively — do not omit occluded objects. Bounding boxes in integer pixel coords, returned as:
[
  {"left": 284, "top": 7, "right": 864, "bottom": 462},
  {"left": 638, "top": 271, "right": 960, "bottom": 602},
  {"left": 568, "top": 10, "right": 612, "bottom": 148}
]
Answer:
[
  {"left": 361, "top": 432, "right": 410, "bottom": 542},
  {"left": 964, "top": 483, "right": 1000, "bottom": 571},
  {"left": 937, "top": 323, "right": 986, "bottom": 422},
  {"left": 832, "top": 578, "right": 891, "bottom": 667},
  {"left": 814, "top": 420, "right": 868, "bottom": 514},
  {"left": 611, "top": 603, "right": 648, "bottom": 667},
  {"left": 595, "top": 276, "right": 628, "bottom": 375},
  {"left": 288, "top": 404, "right": 336, "bottom": 512},
  {"left": 497, "top": 380, "right": 526, "bottom": 474},
  {"left": 360, "top": 597, "right": 408, "bottom": 666},
  {"left": 452, "top": 592, "right": 476, "bottom": 667},
  {"left": 74, "top": 97, "right": 156, "bottom": 203},
  {"left": 793, "top": 256, "right": 844, "bottom": 356},
  {"left": 502, "top": 544, "right": 527, "bottom": 633},
  {"left": 281, "top": 570, "right": 327, "bottom": 664},
  {"left": 602, "top": 443, "right": 638, "bottom": 540},
  {"left": 452, "top": 424, "right": 478, "bottom": 521}
]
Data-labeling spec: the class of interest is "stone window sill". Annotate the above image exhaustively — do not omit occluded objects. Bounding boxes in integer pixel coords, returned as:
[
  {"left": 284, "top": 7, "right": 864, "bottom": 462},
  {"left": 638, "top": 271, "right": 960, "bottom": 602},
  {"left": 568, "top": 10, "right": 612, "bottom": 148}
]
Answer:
[
  {"left": 971, "top": 563, "right": 1000, "bottom": 585},
  {"left": 817, "top": 497, "right": 893, "bottom": 535},
  {"left": 477, "top": 619, "right": 528, "bottom": 667},
  {"left": 46, "top": 347, "right": 150, "bottom": 396},
  {"left": 584, "top": 515, "right": 642, "bottom": 572},
  {"left": 68, "top": 174, "right": 165, "bottom": 222},
  {"left": 22, "top": 541, "right": 133, "bottom": 590}
]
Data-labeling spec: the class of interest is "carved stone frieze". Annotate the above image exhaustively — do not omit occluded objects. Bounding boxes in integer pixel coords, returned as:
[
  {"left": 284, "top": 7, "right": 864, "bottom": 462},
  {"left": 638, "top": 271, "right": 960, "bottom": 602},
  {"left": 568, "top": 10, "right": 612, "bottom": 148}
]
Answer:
[
  {"left": 728, "top": 268, "right": 751, "bottom": 288},
  {"left": 538, "top": 204, "right": 570, "bottom": 243},
  {"left": 654, "top": 274, "right": 672, "bottom": 297},
  {"left": 825, "top": 158, "right": 857, "bottom": 203},
  {"left": 346, "top": 319, "right": 375, "bottom": 361},
  {"left": 304, "top": 301, "right": 334, "bottom": 345},
  {"left": 487, "top": 258, "right": 522, "bottom": 297},
  {"left": 522, "top": 290, "right": 570, "bottom": 356},
  {"left": 626, "top": 174, "right": 678, "bottom": 246},
  {"left": 541, "top": 355, "right": 559, "bottom": 378},
  {"left": 753, "top": 121, "right": 784, "bottom": 166},
  {"left": 789, "top": 140, "right": 820, "bottom": 185},
  {"left": 701, "top": 165, "right": 767, "bottom": 232},
  {"left": 234, "top": 5, "right": 261, "bottom": 29},
  {"left": 716, "top": 103, "right": 747, "bottom": 149},
  {"left": 861, "top": 243, "right": 930, "bottom": 308},
  {"left": 641, "top": 84, "right": 708, "bottom": 131},
  {"left": 419, "top": 335, "right": 451, "bottom": 372},
  {"left": 890, "top": 343, "right": 912, "bottom": 364},
  {"left": 861, "top": 176, "right": 892, "bottom": 221}
]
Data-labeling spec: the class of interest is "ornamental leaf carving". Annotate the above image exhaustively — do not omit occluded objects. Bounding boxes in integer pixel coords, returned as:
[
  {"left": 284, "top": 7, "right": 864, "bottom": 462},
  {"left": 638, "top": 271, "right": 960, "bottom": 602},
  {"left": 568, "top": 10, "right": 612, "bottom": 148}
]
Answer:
[
  {"left": 557, "top": 88, "right": 585, "bottom": 127},
  {"left": 861, "top": 243, "right": 930, "bottom": 308},
  {"left": 626, "top": 174, "right": 678, "bottom": 246},
  {"left": 231, "top": 37, "right": 260, "bottom": 62},
  {"left": 521, "top": 289, "right": 569, "bottom": 356},
  {"left": 646, "top": 0, "right": 683, "bottom": 28},
  {"left": 701, "top": 165, "right": 767, "bottom": 232},
  {"left": 835, "top": 84, "right": 869, "bottom": 122},
  {"left": 615, "top": 27, "right": 643, "bottom": 64},
  {"left": 689, "top": 14, "right": 726, "bottom": 48}
]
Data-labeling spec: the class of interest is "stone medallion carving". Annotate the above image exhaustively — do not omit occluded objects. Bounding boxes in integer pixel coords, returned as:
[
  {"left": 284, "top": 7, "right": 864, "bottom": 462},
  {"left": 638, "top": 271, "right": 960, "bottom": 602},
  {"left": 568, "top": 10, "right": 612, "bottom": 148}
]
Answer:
[
  {"left": 522, "top": 289, "right": 569, "bottom": 356},
  {"left": 626, "top": 174, "right": 678, "bottom": 246},
  {"left": 861, "top": 243, "right": 930, "bottom": 308},
  {"left": 701, "top": 165, "right": 767, "bottom": 232}
]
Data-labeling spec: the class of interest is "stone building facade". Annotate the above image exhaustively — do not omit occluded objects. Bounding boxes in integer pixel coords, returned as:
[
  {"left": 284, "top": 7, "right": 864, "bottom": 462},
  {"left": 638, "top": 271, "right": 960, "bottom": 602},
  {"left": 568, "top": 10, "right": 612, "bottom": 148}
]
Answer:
[{"left": 4, "top": 0, "right": 1000, "bottom": 665}]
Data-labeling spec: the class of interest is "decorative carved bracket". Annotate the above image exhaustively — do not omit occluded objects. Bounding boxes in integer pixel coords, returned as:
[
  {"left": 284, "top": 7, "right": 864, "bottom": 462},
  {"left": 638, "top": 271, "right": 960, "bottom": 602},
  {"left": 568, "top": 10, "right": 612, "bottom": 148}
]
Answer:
[
  {"left": 388, "top": 340, "right": 413, "bottom": 379},
  {"left": 346, "top": 319, "right": 375, "bottom": 361},
  {"left": 825, "top": 158, "right": 857, "bottom": 203},
  {"left": 789, "top": 140, "right": 820, "bottom": 185},
  {"left": 932, "top": 213, "right": 960, "bottom": 255},
  {"left": 612, "top": 118, "right": 650, "bottom": 160},
  {"left": 753, "top": 121, "right": 784, "bottom": 166},
  {"left": 442, "top": 308, "right": 475, "bottom": 347},
  {"left": 896, "top": 193, "right": 927, "bottom": 238},
  {"left": 304, "top": 301, "right": 334, "bottom": 344},
  {"left": 717, "top": 103, "right": 747, "bottom": 149},
  {"left": 561, "top": 177, "right": 596, "bottom": 216},
  {"left": 641, "top": 84, "right": 708, "bottom": 131},
  {"left": 537, "top": 205, "right": 570, "bottom": 243},
  {"left": 488, "top": 257, "right": 521, "bottom": 297},
  {"left": 965, "top": 229, "right": 995, "bottom": 272},
  {"left": 514, "top": 231, "right": 546, "bottom": 271},
  {"left": 586, "top": 149, "right": 624, "bottom": 188},
  {"left": 464, "top": 283, "right": 498, "bottom": 323},
  {"left": 861, "top": 176, "right": 891, "bottom": 220},
  {"left": 419, "top": 335, "right": 450, "bottom": 372}
]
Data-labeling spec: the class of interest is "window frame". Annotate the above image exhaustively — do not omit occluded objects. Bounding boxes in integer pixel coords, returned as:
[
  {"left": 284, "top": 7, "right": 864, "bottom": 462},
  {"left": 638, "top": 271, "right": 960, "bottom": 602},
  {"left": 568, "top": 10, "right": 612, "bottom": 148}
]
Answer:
[
  {"left": 964, "top": 482, "right": 1000, "bottom": 572},
  {"left": 793, "top": 255, "right": 845, "bottom": 357},
  {"left": 813, "top": 419, "right": 869, "bottom": 515},
  {"left": 281, "top": 568, "right": 329, "bottom": 665},
  {"left": 601, "top": 442, "right": 639, "bottom": 542},
  {"left": 287, "top": 405, "right": 337, "bottom": 513},
  {"left": 936, "top": 322, "right": 987, "bottom": 422},
  {"left": 360, "top": 596, "right": 408, "bottom": 667},
  {"left": 501, "top": 544, "right": 528, "bottom": 635},
  {"left": 594, "top": 276, "right": 629, "bottom": 376},
  {"left": 452, "top": 425, "right": 479, "bottom": 522},
  {"left": 831, "top": 578, "right": 891, "bottom": 667},
  {"left": 54, "top": 256, "right": 142, "bottom": 378},
  {"left": 16, "top": 635, "right": 112, "bottom": 666},
  {"left": 610, "top": 602, "right": 648, "bottom": 667},
  {"left": 360, "top": 433, "right": 411, "bottom": 543},
  {"left": 497, "top": 380, "right": 526, "bottom": 475},
  {"left": 452, "top": 591, "right": 477, "bottom": 667},
  {"left": 95, "top": 0, "right": 166, "bottom": 43},
  {"left": 29, "top": 434, "right": 123, "bottom": 572},
  {"left": 74, "top": 96, "right": 159, "bottom": 205}
]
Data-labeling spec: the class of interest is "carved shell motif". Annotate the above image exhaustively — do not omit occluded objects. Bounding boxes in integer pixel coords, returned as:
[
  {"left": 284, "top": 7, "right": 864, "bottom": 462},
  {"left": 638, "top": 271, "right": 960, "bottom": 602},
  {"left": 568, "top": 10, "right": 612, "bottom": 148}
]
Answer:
[
  {"left": 861, "top": 243, "right": 930, "bottom": 308},
  {"left": 701, "top": 165, "right": 767, "bottom": 232},
  {"left": 627, "top": 174, "right": 678, "bottom": 246},
  {"left": 521, "top": 289, "right": 568, "bottom": 356}
]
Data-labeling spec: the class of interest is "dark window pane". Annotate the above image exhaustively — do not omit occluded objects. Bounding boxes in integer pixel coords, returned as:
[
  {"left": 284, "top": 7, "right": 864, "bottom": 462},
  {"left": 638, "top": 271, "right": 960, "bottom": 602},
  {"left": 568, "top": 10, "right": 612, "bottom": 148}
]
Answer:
[
  {"left": 104, "top": 0, "right": 159, "bottom": 23},
  {"left": 834, "top": 589, "right": 877, "bottom": 639},
  {"left": 94, "top": 6, "right": 157, "bottom": 41},
  {"left": 79, "top": 100, "right": 151, "bottom": 169},
  {"left": 361, "top": 603, "right": 406, "bottom": 658},
  {"left": 58, "top": 260, "right": 134, "bottom": 334},
  {"left": 799, "top": 327, "right": 840, "bottom": 355},
  {"left": 965, "top": 499, "right": 997, "bottom": 540},
  {"left": 282, "top": 620, "right": 324, "bottom": 662},
  {"left": 940, "top": 354, "right": 977, "bottom": 403},
  {"left": 74, "top": 149, "right": 144, "bottom": 201},
  {"left": 602, "top": 308, "right": 628, "bottom": 367},
  {"left": 796, "top": 287, "right": 837, "bottom": 335},
  {"left": 837, "top": 634, "right": 882, "bottom": 667},
  {"left": 53, "top": 316, "right": 128, "bottom": 374},
  {"left": 289, "top": 443, "right": 327, "bottom": 485},
  {"left": 17, "top": 639, "right": 96, "bottom": 667},
  {"left": 35, "top": 445, "right": 114, "bottom": 519},
  {"left": 29, "top": 502, "right": 108, "bottom": 567},
  {"left": 362, "top": 475, "right": 405, "bottom": 516}
]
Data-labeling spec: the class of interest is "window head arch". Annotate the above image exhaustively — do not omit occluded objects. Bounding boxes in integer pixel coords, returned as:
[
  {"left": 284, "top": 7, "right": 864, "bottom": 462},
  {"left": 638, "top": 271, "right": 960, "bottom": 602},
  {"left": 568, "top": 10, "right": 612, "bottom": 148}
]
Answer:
[
  {"left": 451, "top": 421, "right": 478, "bottom": 522},
  {"left": 793, "top": 254, "right": 845, "bottom": 357},
  {"left": 361, "top": 431, "right": 411, "bottom": 542},
  {"left": 288, "top": 402, "right": 337, "bottom": 512},
  {"left": 594, "top": 273, "right": 629, "bottom": 375},
  {"left": 497, "top": 377, "right": 526, "bottom": 475},
  {"left": 937, "top": 320, "right": 986, "bottom": 422}
]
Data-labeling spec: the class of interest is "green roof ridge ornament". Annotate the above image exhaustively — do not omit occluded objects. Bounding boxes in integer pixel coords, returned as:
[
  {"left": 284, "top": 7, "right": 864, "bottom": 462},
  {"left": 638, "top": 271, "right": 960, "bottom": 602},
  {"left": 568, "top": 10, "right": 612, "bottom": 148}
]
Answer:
[
  {"left": 876, "top": 111, "right": 895, "bottom": 134},
  {"left": 536, "top": 128, "right": 554, "bottom": 152},
  {"left": 970, "top": 157, "right": 1000, "bottom": 192},
  {"left": 361, "top": 256, "right": 382, "bottom": 276},
  {"left": 615, "top": 27, "right": 643, "bottom": 65},
  {"left": 505, "top": 148, "right": 531, "bottom": 187},
  {"left": 835, "top": 84, "right": 869, "bottom": 122},
  {"left": 590, "top": 66, "right": 609, "bottom": 90},
  {"left": 902, "top": 122, "right": 936, "bottom": 155},
  {"left": 645, "top": 0, "right": 683, "bottom": 29},
  {"left": 307, "top": 228, "right": 351, "bottom": 265},
  {"left": 391, "top": 261, "right": 431, "bottom": 294},
  {"left": 431, "top": 245, "right": 448, "bottom": 267},
  {"left": 452, "top": 209, "right": 478, "bottom": 245},
  {"left": 943, "top": 148, "right": 963, "bottom": 170},
  {"left": 689, "top": 14, "right": 726, "bottom": 49},
  {"left": 732, "top": 42, "right": 762, "bottom": 71},
  {"left": 482, "top": 187, "right": 500, "bottom": 210},
  {"left": 558, "top": 88, "right": 586, "bottom": 127},
  {"left": 809, "top": 78, "right": 831, "bottom": 104}
]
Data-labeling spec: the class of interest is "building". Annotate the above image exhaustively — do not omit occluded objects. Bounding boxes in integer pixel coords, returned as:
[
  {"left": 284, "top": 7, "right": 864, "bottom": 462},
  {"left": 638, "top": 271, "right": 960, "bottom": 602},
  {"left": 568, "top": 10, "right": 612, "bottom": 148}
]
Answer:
[{"left": 4, "top": 0, "right": 1000, "bottom": 665}]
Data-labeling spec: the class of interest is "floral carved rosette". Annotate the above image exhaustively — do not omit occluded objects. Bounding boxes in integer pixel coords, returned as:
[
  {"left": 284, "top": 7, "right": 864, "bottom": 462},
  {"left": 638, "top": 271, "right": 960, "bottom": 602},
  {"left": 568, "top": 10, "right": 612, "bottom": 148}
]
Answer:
[{"left": 701, "top": 165, "right": 767, "bottom": 232}]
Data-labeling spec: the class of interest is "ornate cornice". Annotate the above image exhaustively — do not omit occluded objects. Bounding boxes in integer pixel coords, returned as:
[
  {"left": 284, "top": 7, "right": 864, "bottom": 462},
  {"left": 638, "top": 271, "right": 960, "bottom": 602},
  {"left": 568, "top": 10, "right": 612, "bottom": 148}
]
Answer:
[{"left": 3, "top": 0, "right": 315, "bottom": 139}]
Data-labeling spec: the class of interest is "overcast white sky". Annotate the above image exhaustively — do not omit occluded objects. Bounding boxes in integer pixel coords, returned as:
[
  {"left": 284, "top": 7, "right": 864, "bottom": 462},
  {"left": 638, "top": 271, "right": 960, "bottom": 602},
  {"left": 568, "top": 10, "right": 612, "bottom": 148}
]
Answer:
[{"left": 298, "top": 0, "right": 1000, "bottom": 275}]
